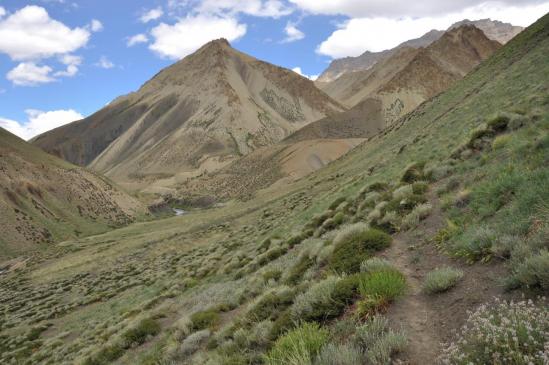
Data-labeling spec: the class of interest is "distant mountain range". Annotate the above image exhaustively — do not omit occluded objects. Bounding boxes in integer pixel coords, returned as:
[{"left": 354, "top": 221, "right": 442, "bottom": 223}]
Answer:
[{"left": 316, "top": 19, "right": 523, "bottom": 83}]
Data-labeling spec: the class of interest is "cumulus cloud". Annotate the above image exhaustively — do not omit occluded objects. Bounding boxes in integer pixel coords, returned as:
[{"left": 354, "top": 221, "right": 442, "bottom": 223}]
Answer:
[
  {"left": 196, "top": 0, "right": 292, "bottom": 18},
  {"left": 289, "top": 0, "right": 548, "bottom": 18},
  {"left": 282, "top": 22, "right": 305, "bottom": 42},
  {"left": 96, "top": 56, "right": 114, "bottom": 69},
  {"left": 0, "top": 109, "right": 84, "bottom": 140},
  {"left": 54, "top": 54, "right": 82, "bottom": 77},
  {"left": 149, "top": 15, "right": 246, "bottom": 59},
  {"left": 316, "top": 2, "right": 549, "bottom": 58},
  {"left": 0, "top": 7, "right": 6, "bottom": 18},
  {"left": 0, "top": 5, "right": 90, "bottom": 61},
  {"left": 6, "top": 62, "right": 55, "bottom": 86},
  {"left": 90, "top": 19, "right": 103, "bottom": 32},
  {"left": 140, "top": 7, "right": 164, "bottom": 23},
  {"left": 127, "top": 33, "right": 149, "bottom": 47},
  {"left": 292, "top": 67, "right": 318, "bottom": 80}
]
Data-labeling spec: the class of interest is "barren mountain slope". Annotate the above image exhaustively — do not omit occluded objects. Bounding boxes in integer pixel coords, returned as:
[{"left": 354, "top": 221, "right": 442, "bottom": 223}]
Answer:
[
  {"left": 32, "top": 39, "right": 345, "bottom": 192},
  {"left": 0, "top": 128, "right": 146, "bottom": 258},
  {"left": 288, "top": 25, "right": 501, "bottom": 142},
  {"left": 317, "top": 18, "right": 522, "bottom": 84}
]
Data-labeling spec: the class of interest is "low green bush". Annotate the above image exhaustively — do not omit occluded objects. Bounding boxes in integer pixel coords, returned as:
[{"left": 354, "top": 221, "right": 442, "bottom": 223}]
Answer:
[
  {"left": 329, "top": 197, "right": 347, "bottom": 210},
  {"left": 83, "top": 344, "right": 125, "bottom": 365},
  {"left": 285, "top": 255, "right": 314, "bottom": 285},
  {"left": 246, "top": 287, "right": 295, "bottom": 323},
  {"left": 190, "top": 310, "right": 220, "bottom": 331},
  {"left": 265, "top": 322, "right": 328, "bottom": 365},
  {"left": 122, "top": 318, "right": 160, "bottom": 347},
  {"left": 512, "top": 250, "right": 549, "bottom": 290},
  {"left": 329, "top": 225, "right": 392, "bottom": 273},
  {"left": 486, "top": 113, "right": 510, "bottom": 131},
  {"left": 315, "top": 343, "right": 362, "bottom": 365},
  {"left": 353, "top": 316, "right": 406, "bottom": 364},
  {"left": 360, "top": 258, "right": 393, "bottom": 274},
  {"left": 423, "top": 267, "right": 463, "bottom": 294},
  {"left": 439, "top": 298, "right": 548, "bottom": 365},
  {"left": 401, "top": 162, "right": 425, "bottom": 183}
]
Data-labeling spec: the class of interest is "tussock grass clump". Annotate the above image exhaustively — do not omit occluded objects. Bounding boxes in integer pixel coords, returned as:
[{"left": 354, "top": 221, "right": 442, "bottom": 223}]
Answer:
[
  {"left": 401, "top": 162, "right": 425, "bottom": 183},
  {"left": 315, "top": 343, "right": 362, "bottom": 365},
  {"left": 401, "top": 203, "right": 432, "bottom": 230},
  {"left": 246, "top": 286, "right": 295, "bottom": 323},
  {"left": 329, "top": 224, "right": 392, "bottom": 273},
  {"left": 190, "top": 310, "right": 220, "bottom": 331},
  {"left": 290, "top": 276, "right": 356, "bottom": 322},
  {"left": 354, "top": 316, "right": 406, "bottom": 364},
  {"left": 265, "top": 322, "right": 328, "bottom": 365},
  {"left": 511, "top": 250, "right": 549, "bottom": 291},
  {"left": 357, "top": 270, "right": 406, "bottom": 317},
  {"left": 423, "top": 267, "right": 463, "bottom": 294},
  {"left": 360, "top": 258, "right": 394, "bottom": 274},
  {"left": 285, "top": 255, "right": 314, "bottom": 285},
  {"left": 439, "top": 298, "right": 549, "bottom": 365},
  {"left": 122, "top": 318, "right": 160, "bottom": 347}
]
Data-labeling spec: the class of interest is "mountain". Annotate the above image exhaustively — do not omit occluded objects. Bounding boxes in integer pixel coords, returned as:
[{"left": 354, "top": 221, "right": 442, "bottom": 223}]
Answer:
[
  {"left": 0, "top": 128, "right": 146, "bottom": 258},
  {"left": 289, "top": 25, "right": 501, "bottom": 142},
  {"left": 32, "top": 39, "right": 345, "bottom": 192},
  {"left": 316, "top": 19, "right": 522, "bottom": 83},
  {"left": 316, "top": 30, "right": 442, "bottom": 83}
]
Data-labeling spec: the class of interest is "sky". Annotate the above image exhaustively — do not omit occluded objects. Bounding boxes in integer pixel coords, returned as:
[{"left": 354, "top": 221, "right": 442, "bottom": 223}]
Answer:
[{"left": 0, "top": 0, "right": 548, "bottom": 140}]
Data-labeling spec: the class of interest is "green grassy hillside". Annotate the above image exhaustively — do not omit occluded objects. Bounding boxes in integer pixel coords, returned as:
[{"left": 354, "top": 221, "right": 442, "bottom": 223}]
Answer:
[{"left": 0, "top": 13, "right": 547, "bottom": 365}]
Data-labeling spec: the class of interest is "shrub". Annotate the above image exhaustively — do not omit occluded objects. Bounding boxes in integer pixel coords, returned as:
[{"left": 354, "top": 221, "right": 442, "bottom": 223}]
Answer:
[
  {"left": 365, "top": 182, "right": 389, "bottom": 193},
  {"left": 486, "top": 113, "right": 510, "bottom": 131},
  {"left": 180, "top": 329, "right": 210, "bottom": 356},
  {"left": 353, "top": 316, "right": 406, "bottom": 365},
  {"left": 438, "top": 298, "right": 549, "bottom": 365},
  {"left": 329, "top": 225, "right": 392, "bottom": 273},
  {"left": 122, "top": 318, "right": 160, "bottom": 347},
  {"left": 512, "top": 250, "right": 549, "bottom": 290},
  {"left": 263, "top": 270, "right": 282, "bottom": 283},
  {"left": 412, "top": 182, "right": 429, "bottom": 195},
  {"left": 265, "top": 322, "right": 328, "bottom": 365},
  {"left": 467, "top": 124, "right": 494, "bottom": 148},
  {"left": 401, "top": 203, "right": 432, "bottom": 230},
  {"left": 360, "top": 258, "right": 393, "bottom": 274},
  {"left": 291, "top": 276, "right": 354, "bottom": 322},
  {"left": 450, "top": 226, "right": 495, "bottom": 263},
  {"left": 269, "top": 309, "right": 294, "bottom": 341},
  {"left": 190, "top": 310, "right": 220, "bottom": 331},
  {"left": 285, "top": 255, "right": 314, "bottom": 285},
  {"left": 392, "top": 185, "right": 414, "bottom": 200},
  {"left": 401, "top": 162, "right": 425, "bottom": 183},
  {"left": 246, "top": 287, "right": 295, "bottom": 323},
  {"left": 423, "top": 267, "right": 463, "bottom": 294},
  {"left": 314, "top": 343, "right": 362, "bottom": 365},
  {"left": 83, "top": 344, "right": 125, "bottom": 365},
  {"left": 358, "top": 270, "right": 406, "bottom": 305}
]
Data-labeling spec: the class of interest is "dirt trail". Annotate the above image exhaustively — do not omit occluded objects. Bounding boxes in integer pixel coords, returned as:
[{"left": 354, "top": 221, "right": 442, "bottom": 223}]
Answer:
[{"left": 381, "top": 189, "right": 513, "bottom": 364}]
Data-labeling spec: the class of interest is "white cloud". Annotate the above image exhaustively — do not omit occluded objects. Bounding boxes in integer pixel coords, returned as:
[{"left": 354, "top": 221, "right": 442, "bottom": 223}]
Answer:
[
  {"left": 0, "top": 5, "right": 90, "bottom": 61},
  {"left": 292, "top": 67, "right": 318, "bottom": 80},
  {"left": 6, "top": 62, "right": 54, "bottom": 86},
  {"left": 140, "top": 7, "right": 164, "bottom": 23},
  {"left": 54, "top": 54, "right": 82, "bottom": 77},
  {"left": 289, "top": 0, "right": 548, "bottom": 18},
  {"left": 0, "top": 7, "right": 6, "bottom": 18},
  {"left": 149, "top": 15, "right": 246, "bottom": 59},
  {"left": 96, "top": 56, "right": 114, "bottom": 69},
  {"left": 196, "top": 0, "right": 292, "bottom": 18},
  {"left": 317, "top": 2, "right": 549, "bottom": 58},
  {"left": 282, "top": 22, "right": 304, "bottom": 42},
  {"left": 90, "top": 19, "right": 103, "bottom": 32},
  {"left": 127, "top": 33, "right": 149, "bottom": 47},
  {"left": 0, "top": 109, "right": 84, "bottom": 140}
]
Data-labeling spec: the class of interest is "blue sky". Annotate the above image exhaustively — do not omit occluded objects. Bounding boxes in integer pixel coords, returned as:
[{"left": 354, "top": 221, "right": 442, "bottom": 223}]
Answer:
[{"left": 1, "top": 0, "right": 548, "bottom": 140}]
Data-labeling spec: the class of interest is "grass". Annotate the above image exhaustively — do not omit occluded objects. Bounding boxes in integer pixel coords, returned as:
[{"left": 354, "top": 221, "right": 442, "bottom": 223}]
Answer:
[
  {"left": 357, "top": 269, "right": 406, "bottom": 317},
  {"left": 264, "top": 322, "right": 328, "bottom": 365},
  {"left": 423, "top": 267, "right": 463, "bottom": 294},
  {"left": 329, "top": 225, "right": 392, "bottom": 273},
  {"left": 190, "top": 310, "right": 220, "bottom": 331}
]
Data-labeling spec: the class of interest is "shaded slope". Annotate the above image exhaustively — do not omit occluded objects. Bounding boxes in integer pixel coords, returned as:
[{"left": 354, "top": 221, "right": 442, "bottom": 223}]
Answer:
[
  {"left": 0, "top": 128, "right": 147, "bottom": 258},
  {"left": 32, "top": 39, "right": 345, "bottom": 191}
]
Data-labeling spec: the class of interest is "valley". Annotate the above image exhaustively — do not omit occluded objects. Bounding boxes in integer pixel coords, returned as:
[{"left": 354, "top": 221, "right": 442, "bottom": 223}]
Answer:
[{"left": 0, "top": 9, "right": 548, "bottom": 365}]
